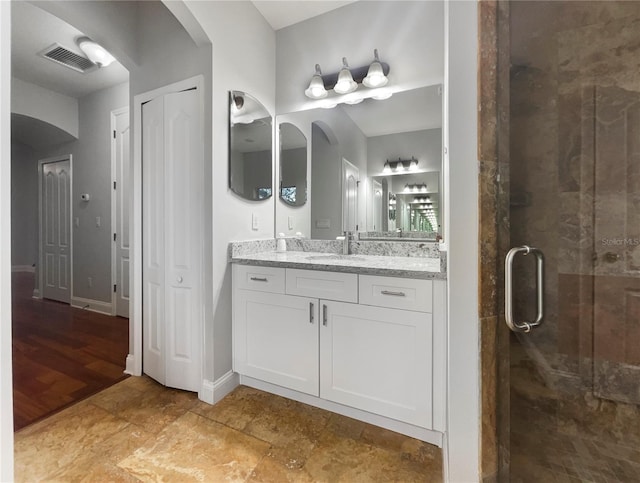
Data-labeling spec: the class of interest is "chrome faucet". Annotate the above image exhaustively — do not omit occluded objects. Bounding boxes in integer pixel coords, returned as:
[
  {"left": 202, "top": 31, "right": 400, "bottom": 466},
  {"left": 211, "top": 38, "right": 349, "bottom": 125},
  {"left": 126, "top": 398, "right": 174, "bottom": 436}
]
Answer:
[{"left": 342, "top": 231, "right": 353, "bottom": 255}]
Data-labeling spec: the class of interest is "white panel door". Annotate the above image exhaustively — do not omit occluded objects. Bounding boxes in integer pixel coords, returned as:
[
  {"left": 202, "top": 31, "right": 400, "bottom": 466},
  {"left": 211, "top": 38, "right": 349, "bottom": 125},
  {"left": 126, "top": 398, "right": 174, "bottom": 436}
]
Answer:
[
  {"left": 142, "top": 96, "right": 166, "bottom": 386},
  {"left": 342, "top": 159, "right": 359, "bottom": 232},
  {"left": 114, "top": 109, "right": 131, "bottom": 318},
  {"left": 41, "top": 159, "right": 71, "bottom": 303},
  {"left": 320, "top": 300, "right": 433, "bottom": 428},
  {"left": 142, "top": 88, "right": 202, "bottom": 392},
  {"left": 163, "top": 88, "right": 202, "bottom": 392},
  {"left": 233, "top": 290, "right": 319, "bottom": 396}
]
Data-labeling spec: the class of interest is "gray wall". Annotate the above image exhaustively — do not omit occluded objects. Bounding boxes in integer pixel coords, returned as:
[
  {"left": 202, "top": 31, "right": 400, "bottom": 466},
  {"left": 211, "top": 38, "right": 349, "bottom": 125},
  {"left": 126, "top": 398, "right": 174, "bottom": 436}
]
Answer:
[
  {"left": 36, "top": 81, "right": 129, "bottom": 303},
  {"left": 242, "top": 150, "right": 272, "bottom": 198},
  {"left": 276, "top": 1, "right": 445, "bottom": 114},
  {"left": 310, "top": 106, "right": 368, "bottom": 239},
  {"left": 10, "top": 141, "right": 38, "bottom": 267},
  {"left": 281, "top": 147, "right": 306, "bottom": 206},
  {"left": 311, "top": 123, "right": 341, "bottom": 239},
  {"left": 367, "top": 129, "right": 442, "bottom": 175},
  {"left": 182, "top": 1, "right": 276, "bottom": 383}
]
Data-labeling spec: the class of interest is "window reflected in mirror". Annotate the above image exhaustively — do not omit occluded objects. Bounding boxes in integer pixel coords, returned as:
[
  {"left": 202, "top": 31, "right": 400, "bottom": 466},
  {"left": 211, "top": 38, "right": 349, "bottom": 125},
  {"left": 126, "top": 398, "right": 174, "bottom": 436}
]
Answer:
[
  {"left": 229, "top": 91, "right": 273, "bottom": 201},
  {"left": 279, "top": 122, "right": 307, "bottom": 207}
]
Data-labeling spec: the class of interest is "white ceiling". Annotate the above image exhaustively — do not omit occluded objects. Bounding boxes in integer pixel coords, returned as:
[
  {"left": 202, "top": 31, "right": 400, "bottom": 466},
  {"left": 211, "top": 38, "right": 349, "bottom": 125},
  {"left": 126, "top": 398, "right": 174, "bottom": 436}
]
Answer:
[
  {"left": 11, "top": 1, "right": 129, "bottom": 99},
  {"left": 252, "top": 1, "right": 356, "bottom": 31}
]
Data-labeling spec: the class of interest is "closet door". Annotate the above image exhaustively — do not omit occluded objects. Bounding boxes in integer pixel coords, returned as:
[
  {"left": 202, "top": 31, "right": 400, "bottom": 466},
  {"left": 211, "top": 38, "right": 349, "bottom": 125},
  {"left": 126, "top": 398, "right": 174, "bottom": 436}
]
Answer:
[
  {"left": 142, "top": 88, "right": 202, "bottom": 392},
  {"left": 164, "top": 89, "right": 202, "bottom": 391},
  {"left": 142, "top": 96, "right": 166, "bottom": 385}
]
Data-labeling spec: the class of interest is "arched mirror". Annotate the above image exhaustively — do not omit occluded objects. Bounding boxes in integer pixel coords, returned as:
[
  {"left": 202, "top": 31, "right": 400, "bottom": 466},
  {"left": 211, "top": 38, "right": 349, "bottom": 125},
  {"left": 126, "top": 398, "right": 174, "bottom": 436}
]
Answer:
[
  {"left": 279, "top": 122, "right": 307, "bottom": 206},
  {"left": 229, "top": 91, "right": 273, "bottom": 201}
]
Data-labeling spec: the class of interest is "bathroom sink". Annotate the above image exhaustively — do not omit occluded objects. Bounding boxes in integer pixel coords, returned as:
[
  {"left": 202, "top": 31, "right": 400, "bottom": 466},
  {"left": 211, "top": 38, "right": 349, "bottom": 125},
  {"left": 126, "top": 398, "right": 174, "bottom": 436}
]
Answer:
[{"left": 305, "top": 254, "right": 366, "bottom": 262}]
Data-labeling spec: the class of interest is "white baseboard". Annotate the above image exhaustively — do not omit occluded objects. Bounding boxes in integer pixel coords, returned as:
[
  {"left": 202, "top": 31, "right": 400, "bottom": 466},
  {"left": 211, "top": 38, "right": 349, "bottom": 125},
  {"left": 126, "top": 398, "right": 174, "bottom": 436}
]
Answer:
[
  {"left": 124, "top": 354, "right": 140, "bottom": 376},
  {"left": 199, "top": 379, "right": 215, "bottom": 404},
  {"left": 71, "top": 296, "right": 113, "bottom": 316},
  {"left": 240, "top": 375, "right": 444, "bottom": 448},
  {"left": 32, "top": 289, "right": 41, "bottom": 299},
  {"left": 12, "top": 265, "right": 35, "bottom": 273},
  {"left": 442, "top": 432, "right": 450, "bottom": 483},
  {"left": 201, "top": 371, "right": 239, "bottom": 405}
]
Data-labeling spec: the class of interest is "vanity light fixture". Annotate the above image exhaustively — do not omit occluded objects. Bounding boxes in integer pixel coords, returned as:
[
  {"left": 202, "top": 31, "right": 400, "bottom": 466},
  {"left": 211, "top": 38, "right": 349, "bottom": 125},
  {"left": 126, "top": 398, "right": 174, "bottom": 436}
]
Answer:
[
  {"left": 383, "top": 157, "right": 418, "bottom": 174},
  {"left": 333, "top": 57, "right": 358, "bottom": 94},
  {"left": 304, "top": 50, "right": 390, "bottom": 101},
  {"left": 403, "top": 183, "right": 428, "bottom": 193},
  {"left": 363, "top": 49, "right": 389, "bottom": 88},
  {"left": 76, "top": 36, "right": 115, "bottom": 67},
  {"left": 305, "top": 64, "right": 328, "bottom": 99}
]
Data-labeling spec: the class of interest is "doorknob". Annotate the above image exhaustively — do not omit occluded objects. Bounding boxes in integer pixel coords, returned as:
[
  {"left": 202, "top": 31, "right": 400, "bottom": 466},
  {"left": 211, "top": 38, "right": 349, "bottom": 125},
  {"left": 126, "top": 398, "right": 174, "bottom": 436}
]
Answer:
[{"left": 177, "top": 276, "right": 183, "bottom": 283}]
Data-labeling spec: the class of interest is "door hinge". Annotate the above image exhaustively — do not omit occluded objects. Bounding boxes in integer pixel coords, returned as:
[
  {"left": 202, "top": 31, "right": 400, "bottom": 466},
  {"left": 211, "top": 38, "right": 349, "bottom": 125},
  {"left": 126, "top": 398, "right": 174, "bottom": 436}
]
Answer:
[
  {"left": 113, "top": 284, "right": 117, "bottom": 293},
  {"left": 113, "top": 130, "right": 116, "bottom": 139},
  {"left": 113, "top": 233, "right": 117, "bottom": 241}
]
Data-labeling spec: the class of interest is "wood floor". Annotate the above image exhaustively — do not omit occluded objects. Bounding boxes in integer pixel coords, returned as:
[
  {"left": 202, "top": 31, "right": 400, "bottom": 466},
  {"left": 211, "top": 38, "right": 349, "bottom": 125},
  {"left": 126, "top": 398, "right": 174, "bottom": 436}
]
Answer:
[{"left": 12, "top": 271, "right": 129, "bottom": 431}]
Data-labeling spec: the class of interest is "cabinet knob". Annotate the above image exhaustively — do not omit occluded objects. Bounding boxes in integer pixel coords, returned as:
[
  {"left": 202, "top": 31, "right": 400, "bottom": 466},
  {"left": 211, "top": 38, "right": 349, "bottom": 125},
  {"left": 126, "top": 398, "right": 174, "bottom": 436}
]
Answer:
[{"left": 177, "top": 276, "right": 183, "bottom": 283}]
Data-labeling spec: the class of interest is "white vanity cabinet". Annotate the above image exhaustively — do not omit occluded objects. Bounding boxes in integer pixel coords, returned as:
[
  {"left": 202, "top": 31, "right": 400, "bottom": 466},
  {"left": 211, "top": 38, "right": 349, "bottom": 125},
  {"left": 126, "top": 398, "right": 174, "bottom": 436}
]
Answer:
[
  {"left": 233, "top": 289, "right": 319, "bottom": 396},
  {"left": 233, "top": 265, "right": 319, "bottom": 395},
  {"left": 320, "top": 300, "right": 432, "bottom": 428},
  {"left": 232, "top": 263, "right": 446, "bottom": 444}
]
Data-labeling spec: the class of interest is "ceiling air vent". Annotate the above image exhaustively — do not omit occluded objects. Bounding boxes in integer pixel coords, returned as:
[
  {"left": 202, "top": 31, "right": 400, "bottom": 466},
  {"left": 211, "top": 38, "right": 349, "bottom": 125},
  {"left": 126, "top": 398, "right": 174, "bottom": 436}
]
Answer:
[{"left": 38, "top": 43, "right": 97, "bottom": 74}]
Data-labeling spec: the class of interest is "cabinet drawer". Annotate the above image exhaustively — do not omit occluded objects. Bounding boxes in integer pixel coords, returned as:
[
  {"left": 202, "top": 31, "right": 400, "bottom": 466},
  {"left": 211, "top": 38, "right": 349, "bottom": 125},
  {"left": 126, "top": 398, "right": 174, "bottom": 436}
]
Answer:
[
  {"left": 359, "top": 275, "right": 432, "bottom": 313},
  {"left": 233, "top": 264, "right": 285, "bottom": 294},
  {"left": 286, "top": 268, "right": 358, "bottom": 303}
]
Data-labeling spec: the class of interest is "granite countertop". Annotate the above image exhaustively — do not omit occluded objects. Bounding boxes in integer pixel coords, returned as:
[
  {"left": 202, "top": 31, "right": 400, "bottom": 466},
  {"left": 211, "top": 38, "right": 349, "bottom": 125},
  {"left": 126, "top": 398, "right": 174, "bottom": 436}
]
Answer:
[{"left": 231, "top": 250, "right": 445, "bottom": 280}]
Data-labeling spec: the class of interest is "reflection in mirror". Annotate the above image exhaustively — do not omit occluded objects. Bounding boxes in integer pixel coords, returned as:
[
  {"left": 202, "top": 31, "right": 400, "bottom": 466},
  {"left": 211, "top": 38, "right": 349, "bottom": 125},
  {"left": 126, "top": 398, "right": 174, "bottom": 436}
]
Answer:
[
  {"left": 279, "top": 123, "right": 307, "bottom": 206},
  {"left": 275, "top": 85, "right": 443, "bottom": 241},
  {"left": 229, "top": 91, "right": 273, "bottom": 201},
  {"left": 369, "top": 172, "right": 440, "bottom": 240}
]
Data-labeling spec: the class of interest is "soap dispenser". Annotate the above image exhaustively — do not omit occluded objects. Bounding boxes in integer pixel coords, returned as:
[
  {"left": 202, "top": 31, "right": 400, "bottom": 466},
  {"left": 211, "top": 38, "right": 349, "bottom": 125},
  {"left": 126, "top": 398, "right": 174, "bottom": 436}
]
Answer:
[{"left": 276, "top": 233, "right": 287, "bottom": 252}]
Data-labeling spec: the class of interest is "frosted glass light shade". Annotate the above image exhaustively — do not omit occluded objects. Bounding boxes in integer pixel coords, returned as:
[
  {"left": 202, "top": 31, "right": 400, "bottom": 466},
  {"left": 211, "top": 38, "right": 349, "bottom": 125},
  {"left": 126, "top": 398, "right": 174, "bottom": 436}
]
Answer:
[
  {"left": 77, "top": 37, "right": 115, "bottom": 67},
  {"left": 363, "top": 49, "right": 388, "bottom": 88},
  {"left": 363, "top": 61, "right": 388, "bottom": 88},
  {"left": 305, "top": 64, "right": 328, "bottom": 99},
  {"left": 333, "top": 58, "right": 357, "bottom": 95}
]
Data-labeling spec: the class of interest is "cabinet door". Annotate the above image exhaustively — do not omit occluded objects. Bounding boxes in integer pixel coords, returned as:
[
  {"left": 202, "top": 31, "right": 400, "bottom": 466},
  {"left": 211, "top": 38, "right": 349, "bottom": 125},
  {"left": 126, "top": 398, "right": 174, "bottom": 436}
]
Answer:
[
  {"left": 320, "top": 301, "right": 432, "bottom": 428},
  {"left": 234, "top": 290, "right": 319, "bottom": 396}
]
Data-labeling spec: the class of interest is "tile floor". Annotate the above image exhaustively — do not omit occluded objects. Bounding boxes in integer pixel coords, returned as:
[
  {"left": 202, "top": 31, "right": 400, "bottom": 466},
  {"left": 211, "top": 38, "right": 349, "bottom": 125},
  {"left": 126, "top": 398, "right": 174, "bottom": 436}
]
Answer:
[{"left": 14, "top": 376, "right": 443, "bottom": 482}]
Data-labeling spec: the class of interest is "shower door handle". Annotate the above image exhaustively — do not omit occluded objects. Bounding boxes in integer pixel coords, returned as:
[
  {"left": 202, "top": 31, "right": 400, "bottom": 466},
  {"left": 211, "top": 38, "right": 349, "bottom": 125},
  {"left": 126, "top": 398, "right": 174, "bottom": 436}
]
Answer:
[{"left": 505, "top": 245, "right": 545, "bottom": 333}]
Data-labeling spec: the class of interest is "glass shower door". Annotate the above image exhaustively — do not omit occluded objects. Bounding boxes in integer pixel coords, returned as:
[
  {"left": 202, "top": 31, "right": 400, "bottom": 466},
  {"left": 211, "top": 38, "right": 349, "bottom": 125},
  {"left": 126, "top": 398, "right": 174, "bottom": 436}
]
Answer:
[{"left": 503, "top": 2, "right": 640, "bottom": 481}]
